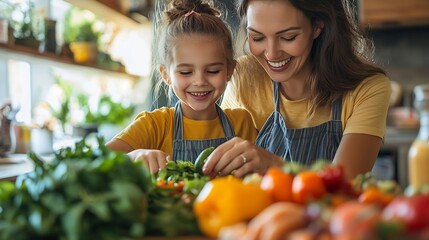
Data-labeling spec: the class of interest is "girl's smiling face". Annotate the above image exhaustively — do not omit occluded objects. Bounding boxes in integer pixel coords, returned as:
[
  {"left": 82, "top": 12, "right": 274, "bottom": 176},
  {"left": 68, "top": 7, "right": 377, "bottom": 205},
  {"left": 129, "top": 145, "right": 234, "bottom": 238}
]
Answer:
[
  {"left": 162, "top": 34, "right": 233, "bottom": 120},
  {"left": 246, "top": 0, "right": 322, "bottom": 84}
]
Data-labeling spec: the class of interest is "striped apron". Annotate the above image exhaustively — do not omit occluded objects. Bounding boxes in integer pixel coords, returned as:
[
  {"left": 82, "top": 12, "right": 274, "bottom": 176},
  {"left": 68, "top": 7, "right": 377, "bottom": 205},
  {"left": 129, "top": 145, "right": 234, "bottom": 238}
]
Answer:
[
  {"left": 255, "top": 82, "right": 343, "bottom": 165},
  {"left": 172, "top": 101, "right": 236, "bottom": 162}
]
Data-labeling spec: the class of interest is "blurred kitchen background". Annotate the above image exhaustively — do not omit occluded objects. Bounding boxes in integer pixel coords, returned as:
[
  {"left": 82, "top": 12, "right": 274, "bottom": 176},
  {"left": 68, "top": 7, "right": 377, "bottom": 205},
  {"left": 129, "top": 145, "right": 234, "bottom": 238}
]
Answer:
[{"left": 0, "top": 0, "right": 428, "bottom": 187}]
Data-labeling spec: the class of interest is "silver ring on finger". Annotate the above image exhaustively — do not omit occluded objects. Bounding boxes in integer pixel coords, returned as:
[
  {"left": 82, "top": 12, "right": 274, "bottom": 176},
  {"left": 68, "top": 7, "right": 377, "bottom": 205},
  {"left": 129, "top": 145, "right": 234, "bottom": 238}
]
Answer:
[{"left": 240, "top": 154, "right": 247, "bottom": 164}]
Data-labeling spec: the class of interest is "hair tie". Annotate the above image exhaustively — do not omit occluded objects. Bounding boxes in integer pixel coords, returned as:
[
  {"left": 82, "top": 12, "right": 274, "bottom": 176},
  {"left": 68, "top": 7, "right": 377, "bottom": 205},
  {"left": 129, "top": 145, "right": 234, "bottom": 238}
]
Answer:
[{"left": 185, "top": 9, "right": 200, "bottom": 17}]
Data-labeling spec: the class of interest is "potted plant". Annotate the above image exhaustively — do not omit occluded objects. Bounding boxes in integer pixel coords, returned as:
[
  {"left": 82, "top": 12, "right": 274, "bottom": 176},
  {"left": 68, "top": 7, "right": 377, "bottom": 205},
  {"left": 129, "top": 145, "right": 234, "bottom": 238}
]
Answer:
[
  {"left": 47, "top": 78, "right": 73, "bottom": 136},
  {"left": 63, "top": 7, "right": 101, "bottom": 64},
  {"left": 76, "top": 94, "right": 135, "bottom": 140},
  {"left": 7, "top": 0, "right": 45, "bottom": 49}
]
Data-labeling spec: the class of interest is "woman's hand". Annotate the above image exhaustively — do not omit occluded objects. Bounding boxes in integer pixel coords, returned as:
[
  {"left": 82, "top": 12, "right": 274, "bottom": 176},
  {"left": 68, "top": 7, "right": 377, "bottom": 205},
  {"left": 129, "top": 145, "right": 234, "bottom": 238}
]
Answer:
[
  {"left": 127, "top": 149, "right": 170, "bottom": 174},
  {"left": 202, "top": 137, "right": 284, "bottom": 178}
]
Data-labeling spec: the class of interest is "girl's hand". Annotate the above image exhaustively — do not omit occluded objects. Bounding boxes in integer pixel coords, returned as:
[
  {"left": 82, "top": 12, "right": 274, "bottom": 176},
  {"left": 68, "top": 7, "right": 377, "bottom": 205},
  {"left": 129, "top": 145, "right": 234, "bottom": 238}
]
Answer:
[
  {"left": 127, "top": 149, "right": 170, "bottom": 174},
  {"left": 202, "top": 137, "right": 284, "bottom": 178}
]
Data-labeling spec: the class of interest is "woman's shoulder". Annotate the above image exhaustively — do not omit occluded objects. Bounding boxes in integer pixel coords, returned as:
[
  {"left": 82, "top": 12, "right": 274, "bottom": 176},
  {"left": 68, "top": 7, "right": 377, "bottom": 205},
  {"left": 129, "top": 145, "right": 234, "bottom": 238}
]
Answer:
[
  {"left": 351, "top": 74, "right": 391, "bottom": 95},
  {"left": 223, "top": 107, "right": 252, "bottom": 116},
  {"left": 223, "top": 108, "right": 258, "bottom": 139},
  {"left": 359, "top": 73, "right": 390, "bottom": 88},
  {"left": 223, "top": 108, "right": 254, "bottom": 122},
  {"left": 344, "top": 73, "right": 391, "bottom": 103},
  {"left": 232, "top": 55, "right": 272, "bottom": 98},
  {"left": 236, "top": 55, "right": 268, "bottom": 78},
  {"left": 237, "top": 55, "right": 259, "bottom": 67}
]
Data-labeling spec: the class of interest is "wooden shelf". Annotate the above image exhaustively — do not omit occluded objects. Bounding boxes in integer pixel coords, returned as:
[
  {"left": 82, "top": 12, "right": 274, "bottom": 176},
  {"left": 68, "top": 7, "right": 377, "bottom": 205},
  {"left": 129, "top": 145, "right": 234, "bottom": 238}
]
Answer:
[
  {"left": 0, "top": 1, "right": 150, "bottom": 80},
  {"left": 64, "top": 0, "right": 148, "bottom": 28},
  {"left": 359, "top": 0, "right": 429, "bottom": 29},
  {"left": 0, "top": 42, "right": 140, "bottom": 80}
]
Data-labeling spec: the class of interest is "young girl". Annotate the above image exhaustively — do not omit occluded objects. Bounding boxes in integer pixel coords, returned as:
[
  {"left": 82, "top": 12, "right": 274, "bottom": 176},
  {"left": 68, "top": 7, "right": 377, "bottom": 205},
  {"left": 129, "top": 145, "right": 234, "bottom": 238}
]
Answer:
[{"left": 106, "top": 0, "right": 257, "bottom": 174}]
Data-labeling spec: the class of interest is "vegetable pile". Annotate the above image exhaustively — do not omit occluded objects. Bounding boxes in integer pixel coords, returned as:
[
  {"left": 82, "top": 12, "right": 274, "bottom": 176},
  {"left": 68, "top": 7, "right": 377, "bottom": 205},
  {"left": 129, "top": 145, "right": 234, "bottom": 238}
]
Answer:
[
  {"left": 208, "top": 162, "right": 429, "bottom": 240},
  {"left": 0, "top": 137, "right": 151, "bottom": 240},
  {"left": 2, "top": 141, "right": 428, "bottom": 240}
]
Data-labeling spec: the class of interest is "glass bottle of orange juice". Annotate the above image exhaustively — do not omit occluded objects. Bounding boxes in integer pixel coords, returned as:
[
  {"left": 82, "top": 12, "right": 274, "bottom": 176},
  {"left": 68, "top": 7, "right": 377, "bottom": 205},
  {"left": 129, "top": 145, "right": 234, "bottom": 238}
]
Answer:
[{"left": 408, "top": 84, "right": 429, "bottom": 191}]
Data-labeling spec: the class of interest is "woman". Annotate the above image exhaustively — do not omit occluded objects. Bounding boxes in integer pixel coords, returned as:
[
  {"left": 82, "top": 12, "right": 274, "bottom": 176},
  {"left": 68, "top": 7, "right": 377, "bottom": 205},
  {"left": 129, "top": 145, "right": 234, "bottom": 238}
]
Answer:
[{"left": 202, "top": 0, "right": 391, "bottom": 180}]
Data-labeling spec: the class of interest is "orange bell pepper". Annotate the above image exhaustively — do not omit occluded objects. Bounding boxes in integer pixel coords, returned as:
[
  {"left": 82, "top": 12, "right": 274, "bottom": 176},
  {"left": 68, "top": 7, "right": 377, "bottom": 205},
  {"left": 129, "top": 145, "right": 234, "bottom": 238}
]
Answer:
[{"left": 193, "top": 175, "right": 272, "bottom": 238}]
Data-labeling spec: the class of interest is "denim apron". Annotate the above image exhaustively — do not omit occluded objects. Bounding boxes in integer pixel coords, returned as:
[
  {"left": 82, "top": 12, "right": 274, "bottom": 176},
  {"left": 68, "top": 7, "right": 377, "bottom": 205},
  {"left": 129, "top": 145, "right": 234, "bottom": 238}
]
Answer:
[
  {"left": 172, "top": 102, "right": 236, "bottom": 162},
  {"left": 255, "top": 82, "right": 343, "bottom": 165}
]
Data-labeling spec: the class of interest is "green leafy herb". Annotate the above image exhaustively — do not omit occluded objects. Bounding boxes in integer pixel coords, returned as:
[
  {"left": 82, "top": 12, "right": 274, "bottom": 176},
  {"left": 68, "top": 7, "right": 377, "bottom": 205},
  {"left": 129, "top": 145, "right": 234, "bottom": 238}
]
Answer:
[
  {"left": 0, "top": 138, "right": 213, "bottom": 239},
  {"left": 0, "top": 136, "right": 152, "bottom": 240}
]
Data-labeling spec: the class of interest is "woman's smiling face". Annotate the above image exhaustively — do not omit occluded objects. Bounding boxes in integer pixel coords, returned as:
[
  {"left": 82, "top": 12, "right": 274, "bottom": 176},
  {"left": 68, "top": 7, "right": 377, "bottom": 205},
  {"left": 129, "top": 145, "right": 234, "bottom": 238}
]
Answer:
[{"left": 246, "top": 0, "right": 321, "bottom": 83}]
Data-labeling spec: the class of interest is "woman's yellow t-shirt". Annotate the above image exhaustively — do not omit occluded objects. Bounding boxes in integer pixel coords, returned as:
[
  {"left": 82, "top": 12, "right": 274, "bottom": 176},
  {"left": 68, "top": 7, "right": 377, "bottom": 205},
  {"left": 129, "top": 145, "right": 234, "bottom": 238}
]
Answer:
[
  {"left": 114, "top": 107, "right": 258, "bottom": 157},
  {"left": 221, "top": 56, "right": 391, "bottom": 139}
]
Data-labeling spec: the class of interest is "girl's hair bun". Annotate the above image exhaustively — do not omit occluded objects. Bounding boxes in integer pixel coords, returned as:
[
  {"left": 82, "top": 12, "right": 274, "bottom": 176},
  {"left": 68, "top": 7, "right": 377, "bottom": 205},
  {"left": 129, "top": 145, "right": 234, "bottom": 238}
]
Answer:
[{"left": 165, "top": 0, "right": 220, "bottom": 23}]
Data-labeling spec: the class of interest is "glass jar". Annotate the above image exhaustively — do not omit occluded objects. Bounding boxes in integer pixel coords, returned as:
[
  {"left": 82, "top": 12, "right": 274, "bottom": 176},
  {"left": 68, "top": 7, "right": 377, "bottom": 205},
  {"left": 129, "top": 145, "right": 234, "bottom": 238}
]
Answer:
[{"left": 408, "top": 84, "right": 429, "bottom": 191}]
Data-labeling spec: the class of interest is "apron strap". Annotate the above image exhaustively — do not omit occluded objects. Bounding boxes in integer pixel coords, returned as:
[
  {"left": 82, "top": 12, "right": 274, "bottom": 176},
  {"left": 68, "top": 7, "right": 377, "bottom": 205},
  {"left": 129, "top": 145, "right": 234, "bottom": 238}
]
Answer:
[
  {"left": 173, "top": 101, "right": 184, "bottom": 140},
  {"left": 273, "top": 82, "right": 281, "bottom": 112},
  {"left": 173, "top": 102, "right": 235, "bottom": 140},
  {"left": 331, "top": 97, "right": 343, "bottom": 121},
  {"left": 274, "top": 81, "right": 343, "bottom": 122}
]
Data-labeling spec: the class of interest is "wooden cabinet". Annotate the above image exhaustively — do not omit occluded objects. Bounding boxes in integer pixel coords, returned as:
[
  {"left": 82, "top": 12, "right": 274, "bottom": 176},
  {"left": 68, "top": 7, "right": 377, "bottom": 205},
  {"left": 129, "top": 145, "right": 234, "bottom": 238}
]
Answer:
[{"left": 359, "top": 0, "right": 429, "bottom": 29}]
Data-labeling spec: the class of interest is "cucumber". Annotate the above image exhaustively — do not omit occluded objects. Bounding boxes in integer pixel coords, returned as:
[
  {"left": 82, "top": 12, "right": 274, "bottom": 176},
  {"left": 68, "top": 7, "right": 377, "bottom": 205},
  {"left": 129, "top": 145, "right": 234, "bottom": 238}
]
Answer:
[{"left": 194, "top": 147, "right": 215, "bottom": 175}]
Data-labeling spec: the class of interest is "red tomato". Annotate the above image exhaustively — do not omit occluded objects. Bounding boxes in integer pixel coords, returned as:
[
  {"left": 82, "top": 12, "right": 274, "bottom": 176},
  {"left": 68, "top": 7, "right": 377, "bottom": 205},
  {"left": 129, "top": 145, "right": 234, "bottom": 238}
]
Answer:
[
  {"left": 260, "top": 167, "right": 294, "bottom": 202},
  {"left": 318, "top": 165, "right": 344, "bottom": 192},
  {"left": 382, "top": 193, "right": 429, "bottom": 232},
  {"left": 339, "top": 180, "right": 360, "bottom": 198},
  {"left": 292, "top": 171, "right": 326, "bottom": 204}
]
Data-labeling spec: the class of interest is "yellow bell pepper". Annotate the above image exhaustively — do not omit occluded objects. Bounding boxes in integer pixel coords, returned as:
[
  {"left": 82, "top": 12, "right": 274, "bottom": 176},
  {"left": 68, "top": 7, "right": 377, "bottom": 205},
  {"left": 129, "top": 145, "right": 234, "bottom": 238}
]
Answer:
[{"left": 193, "top": 175, "right": 273, "bottom": 238}]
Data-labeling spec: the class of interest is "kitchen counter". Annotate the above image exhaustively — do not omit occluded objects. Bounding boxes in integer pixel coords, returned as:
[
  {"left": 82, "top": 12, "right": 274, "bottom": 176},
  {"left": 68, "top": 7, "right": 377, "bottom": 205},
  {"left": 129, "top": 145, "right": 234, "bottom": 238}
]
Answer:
[
  {"left": 0, "top": 128, "right": 419, "bottom": 185},
  {"left": 0, "top": 154, "right": 55, "bottom": 181},
  {"left": 384, "top": 127, "right": 418, "bottom": 147},
  {"left": 0, "top": 136, "right": 83, "bottom": 181},
  {"left": 382, "top": 127, "right": 419, "bottom": 189},
  {"left": 0, "top": 154, "right": 34, "bottom": 181}
]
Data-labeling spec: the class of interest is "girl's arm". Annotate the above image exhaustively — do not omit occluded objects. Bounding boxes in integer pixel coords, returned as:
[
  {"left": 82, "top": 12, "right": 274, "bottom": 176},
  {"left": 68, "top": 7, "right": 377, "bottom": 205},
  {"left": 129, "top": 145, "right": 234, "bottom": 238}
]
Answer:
[{"left": 106, "top": 138, "right": 134, "bottom": 152}]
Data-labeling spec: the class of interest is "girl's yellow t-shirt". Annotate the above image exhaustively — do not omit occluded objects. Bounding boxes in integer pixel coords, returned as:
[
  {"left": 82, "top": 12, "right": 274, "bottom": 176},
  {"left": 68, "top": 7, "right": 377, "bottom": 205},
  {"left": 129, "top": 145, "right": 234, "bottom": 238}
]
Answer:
[{"left": 114, "top": 107, "right": 258, "bottom": 157}]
